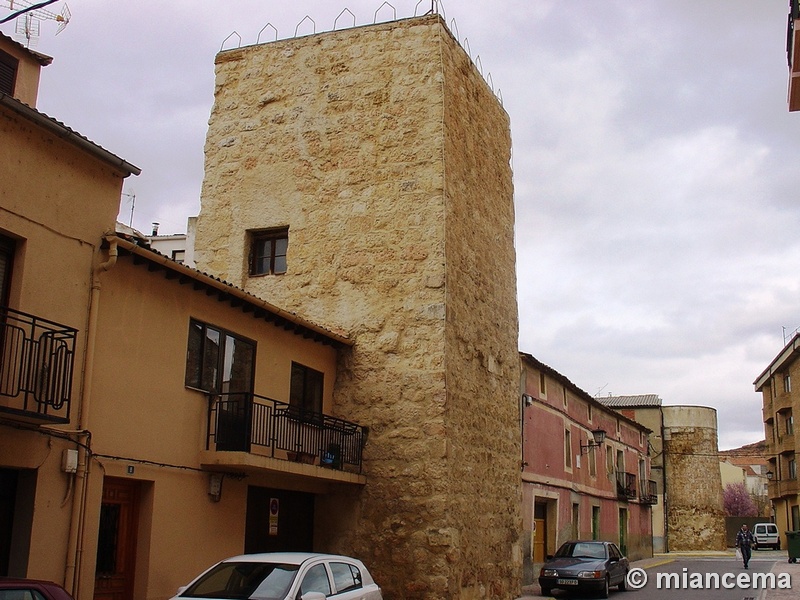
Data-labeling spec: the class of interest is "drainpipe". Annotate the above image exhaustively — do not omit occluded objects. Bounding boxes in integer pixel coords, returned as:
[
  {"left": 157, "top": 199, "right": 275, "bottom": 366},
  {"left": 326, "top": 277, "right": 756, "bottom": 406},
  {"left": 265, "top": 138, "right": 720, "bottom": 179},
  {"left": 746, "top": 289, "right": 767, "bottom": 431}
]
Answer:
[
  {"left": 661, "top": 408, "right": 669, "bottom": 554},
  {"left": 64, "top": 238, "right": 117, "bottom": 598}
]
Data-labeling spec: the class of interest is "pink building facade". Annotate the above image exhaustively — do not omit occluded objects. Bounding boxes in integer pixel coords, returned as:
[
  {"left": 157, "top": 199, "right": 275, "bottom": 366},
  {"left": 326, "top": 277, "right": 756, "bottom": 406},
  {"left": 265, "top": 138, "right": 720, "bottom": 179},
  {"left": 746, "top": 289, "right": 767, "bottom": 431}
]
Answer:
[{"left": 520, "top": 354, "right": 654, "bottom": 584}]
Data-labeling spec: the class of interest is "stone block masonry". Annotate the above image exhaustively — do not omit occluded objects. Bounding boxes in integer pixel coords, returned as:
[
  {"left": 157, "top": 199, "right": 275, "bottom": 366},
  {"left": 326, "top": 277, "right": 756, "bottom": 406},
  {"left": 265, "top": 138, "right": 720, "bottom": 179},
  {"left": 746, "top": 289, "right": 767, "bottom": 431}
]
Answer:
[
  {"left": 194, "top": 14, "right": 522, "bottom": 599},
  {"left": 663, "top": 406, "right": 727, "bottom": 551}
]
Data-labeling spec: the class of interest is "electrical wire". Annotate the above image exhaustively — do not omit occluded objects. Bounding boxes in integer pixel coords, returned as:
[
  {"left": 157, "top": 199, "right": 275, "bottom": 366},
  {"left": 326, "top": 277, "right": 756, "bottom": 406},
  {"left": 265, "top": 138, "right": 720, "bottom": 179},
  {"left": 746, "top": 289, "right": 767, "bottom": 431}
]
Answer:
[{"left": 0, "top": 0, "right": 59, "bottom": 25}]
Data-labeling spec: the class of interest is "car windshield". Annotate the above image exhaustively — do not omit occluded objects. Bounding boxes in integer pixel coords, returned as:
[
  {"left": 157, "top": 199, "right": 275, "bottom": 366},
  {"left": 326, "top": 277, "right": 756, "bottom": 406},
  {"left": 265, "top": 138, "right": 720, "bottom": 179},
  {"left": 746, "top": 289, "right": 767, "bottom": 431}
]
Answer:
[
  {"left": 181, "top": 562, "right": 299, "bottom": 600},
  {"left": 555, "top": 542, "right": 607, "bottom": 560}
]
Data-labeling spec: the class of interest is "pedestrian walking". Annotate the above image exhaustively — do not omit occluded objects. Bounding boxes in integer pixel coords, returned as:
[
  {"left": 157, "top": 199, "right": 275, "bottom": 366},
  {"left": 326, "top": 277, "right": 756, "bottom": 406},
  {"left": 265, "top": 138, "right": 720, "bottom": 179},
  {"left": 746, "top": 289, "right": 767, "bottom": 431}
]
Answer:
[{"left": 735, "top": 523, "right": 755, "bottom": 569}]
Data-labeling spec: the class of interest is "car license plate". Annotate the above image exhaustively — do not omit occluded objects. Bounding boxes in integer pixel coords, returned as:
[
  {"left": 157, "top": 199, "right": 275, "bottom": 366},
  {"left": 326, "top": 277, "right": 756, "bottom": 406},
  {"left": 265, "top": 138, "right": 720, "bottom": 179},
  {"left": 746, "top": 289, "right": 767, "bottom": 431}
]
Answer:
[{"left": 556, "top": 578, "right": 578, "bottom": 586}]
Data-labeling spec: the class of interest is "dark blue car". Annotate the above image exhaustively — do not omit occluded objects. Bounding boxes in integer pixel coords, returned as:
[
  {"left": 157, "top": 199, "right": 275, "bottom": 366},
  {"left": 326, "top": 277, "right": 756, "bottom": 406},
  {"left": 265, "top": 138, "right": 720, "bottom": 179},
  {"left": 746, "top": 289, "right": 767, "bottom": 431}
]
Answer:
[{"left": 538, "top": 540, "right": 629, "bottom": 597}]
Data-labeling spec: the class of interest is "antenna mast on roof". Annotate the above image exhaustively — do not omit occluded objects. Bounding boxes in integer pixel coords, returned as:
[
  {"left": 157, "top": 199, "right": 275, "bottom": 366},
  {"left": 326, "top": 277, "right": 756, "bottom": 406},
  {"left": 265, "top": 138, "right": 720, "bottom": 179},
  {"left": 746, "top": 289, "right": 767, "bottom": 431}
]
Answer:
[
  {"left": 121, "top": 191, "right": 136, "bottom": 227},
  {"left": 0, "top": 1, "right": 71, "bottom": 48}
]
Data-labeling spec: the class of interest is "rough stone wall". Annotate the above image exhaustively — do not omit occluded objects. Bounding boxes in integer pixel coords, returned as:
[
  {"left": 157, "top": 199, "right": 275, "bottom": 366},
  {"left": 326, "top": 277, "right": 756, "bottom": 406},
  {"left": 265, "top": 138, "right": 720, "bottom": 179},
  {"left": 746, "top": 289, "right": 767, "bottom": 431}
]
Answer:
[
  {"left": 439, "top": 21, "right": 522, "bottom": 598},
  {"left": 663, "top": 407, "right": 726, "bottom": 551},
  {"left": 193, "top": 15, "right": 521, "bottom": 599}
]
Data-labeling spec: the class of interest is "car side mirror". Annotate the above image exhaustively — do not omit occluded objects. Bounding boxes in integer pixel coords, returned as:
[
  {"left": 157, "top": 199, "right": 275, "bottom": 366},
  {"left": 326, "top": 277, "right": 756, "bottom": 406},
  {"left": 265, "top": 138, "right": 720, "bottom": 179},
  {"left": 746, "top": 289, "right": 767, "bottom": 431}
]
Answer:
[{"left": 300, "top": 593, "right": 327, "bottom": 600}]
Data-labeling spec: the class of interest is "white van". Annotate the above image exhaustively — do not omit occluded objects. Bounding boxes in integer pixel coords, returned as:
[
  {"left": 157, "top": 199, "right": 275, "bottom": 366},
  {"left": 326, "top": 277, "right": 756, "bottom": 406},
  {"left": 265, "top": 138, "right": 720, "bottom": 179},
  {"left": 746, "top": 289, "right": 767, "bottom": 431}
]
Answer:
[{"left": 753, "top": 522, "right": 780, "bottom": 550}]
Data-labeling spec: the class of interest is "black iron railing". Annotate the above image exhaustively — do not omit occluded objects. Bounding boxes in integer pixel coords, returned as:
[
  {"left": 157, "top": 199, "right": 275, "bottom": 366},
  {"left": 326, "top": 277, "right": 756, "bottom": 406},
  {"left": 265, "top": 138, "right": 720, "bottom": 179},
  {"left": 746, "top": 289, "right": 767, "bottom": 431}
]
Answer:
[
  {"left": 616, "top": 471, "right": 637, "bottom": 500},
  {"left": 639, "top": 479, "right": 657, "bottom": 504},
  {"left": 207, "top": 392, "right": 365, "bottom": 473},
  {"left": 0, "top": 306, "right": 77, "bottom": 423}
]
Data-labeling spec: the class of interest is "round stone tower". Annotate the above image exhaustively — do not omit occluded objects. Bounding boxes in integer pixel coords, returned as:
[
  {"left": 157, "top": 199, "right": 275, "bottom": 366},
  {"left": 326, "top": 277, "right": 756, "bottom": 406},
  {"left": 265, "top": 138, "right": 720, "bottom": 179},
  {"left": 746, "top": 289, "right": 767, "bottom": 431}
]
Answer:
[{"left": 662, "top": 405, "right": 726, "bottom": 551}]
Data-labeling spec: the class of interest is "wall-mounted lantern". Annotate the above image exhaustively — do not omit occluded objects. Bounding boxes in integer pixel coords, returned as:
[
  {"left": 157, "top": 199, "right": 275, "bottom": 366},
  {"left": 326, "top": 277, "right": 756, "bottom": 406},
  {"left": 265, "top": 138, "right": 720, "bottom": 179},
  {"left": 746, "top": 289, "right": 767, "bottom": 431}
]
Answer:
[{"left": 580, "top": 429, "right": 606, "bottom": 454}]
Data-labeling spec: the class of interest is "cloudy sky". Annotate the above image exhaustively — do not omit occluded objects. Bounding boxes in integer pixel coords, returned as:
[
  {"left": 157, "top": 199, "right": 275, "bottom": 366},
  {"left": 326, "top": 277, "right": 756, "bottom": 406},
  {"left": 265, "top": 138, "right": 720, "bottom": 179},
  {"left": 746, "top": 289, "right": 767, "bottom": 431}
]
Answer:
[{"left": 4, "top": 0, "right": 800, "bottom": 449}]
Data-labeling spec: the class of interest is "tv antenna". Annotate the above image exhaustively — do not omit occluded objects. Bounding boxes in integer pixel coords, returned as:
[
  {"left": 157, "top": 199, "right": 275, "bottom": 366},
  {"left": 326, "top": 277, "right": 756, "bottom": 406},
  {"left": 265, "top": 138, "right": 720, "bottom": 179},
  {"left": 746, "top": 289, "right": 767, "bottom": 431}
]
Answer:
[
  {"left": 121, "top": 190, "right": 136, "bottom": 227},
  {"left": 0, "top": 1, "right": 71, "bottom": 48}
]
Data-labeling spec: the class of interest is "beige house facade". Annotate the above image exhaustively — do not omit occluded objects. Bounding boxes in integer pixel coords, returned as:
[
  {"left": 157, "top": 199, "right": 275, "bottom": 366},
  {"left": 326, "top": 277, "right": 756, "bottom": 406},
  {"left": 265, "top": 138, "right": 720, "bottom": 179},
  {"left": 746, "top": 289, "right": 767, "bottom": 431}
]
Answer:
[{"left": 0, "top": 31, "right": 137, "bottom": 592}]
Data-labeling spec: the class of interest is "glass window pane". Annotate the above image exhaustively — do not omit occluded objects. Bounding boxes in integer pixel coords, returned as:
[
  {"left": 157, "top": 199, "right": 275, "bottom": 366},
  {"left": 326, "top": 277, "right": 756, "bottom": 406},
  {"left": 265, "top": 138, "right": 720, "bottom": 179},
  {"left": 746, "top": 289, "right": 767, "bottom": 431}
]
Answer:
[
  {"left": 96, "top": 503, "right": 120, "bottom": 574},
  {"left": 256, "top": 239, "right": 272, "bottom": 261},
  {"left": 225, "top": 335, "right": 254, "bottom": 393},
  {"left": 202, "top": 328, "right": 220, "bottom": 392},
  {"left": 300, "top": 564, "right": 331, "bottom": 596},
  {"left": 330, "top": 562, "right": 360, "bottom": 593},
  {"left": 275, "top": 237, "right": 288, "bottom": 256},
  {"left": 273, "top": 255, "right": 287, "bottom": 274},
  {"left": 185, "top": 321, "right": 204, "bottom": 388},
  {"left": 290, "top": 363, "right": 305, "bottom": 407},
  {"left": 308, "top": 369, "right": 323, "bottom": 413}
]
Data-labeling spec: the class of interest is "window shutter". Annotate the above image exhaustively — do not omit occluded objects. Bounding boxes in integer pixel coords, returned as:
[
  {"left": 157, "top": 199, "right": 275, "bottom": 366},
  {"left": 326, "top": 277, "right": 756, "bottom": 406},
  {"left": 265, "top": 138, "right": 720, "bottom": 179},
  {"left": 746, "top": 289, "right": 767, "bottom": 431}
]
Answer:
[{"left": 0, "top": 52, "right": 17, "bottom": 96}]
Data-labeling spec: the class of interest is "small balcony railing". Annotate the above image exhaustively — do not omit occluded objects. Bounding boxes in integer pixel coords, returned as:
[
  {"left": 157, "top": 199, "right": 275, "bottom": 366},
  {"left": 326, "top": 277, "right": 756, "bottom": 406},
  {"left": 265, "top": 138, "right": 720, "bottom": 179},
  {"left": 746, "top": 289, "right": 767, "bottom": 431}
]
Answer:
[
  {"left": 769, "top": 476, "right": 800, "bottom": 498},
  {"left": 639, "top": 479, "right": 657, "bottom": 504},
  {"left": 616, "top": 471, "right": 637, "bottom": 500},
  {"left": 0, "top": 306, "right": 76, "bottom": 423},
  {"left": 777, "top": 433, "right": 796, "bottom": 455},
  {"left": 207, "top": 392, "right": 365, "bottom": 473}
]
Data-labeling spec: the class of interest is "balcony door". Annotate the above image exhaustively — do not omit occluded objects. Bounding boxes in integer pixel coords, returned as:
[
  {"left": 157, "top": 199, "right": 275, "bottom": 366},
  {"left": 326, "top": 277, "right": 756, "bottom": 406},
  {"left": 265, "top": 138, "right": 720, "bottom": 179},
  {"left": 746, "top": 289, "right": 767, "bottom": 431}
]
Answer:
[{"left": 186, "top": 320, "right": 255, "bottom": 451}]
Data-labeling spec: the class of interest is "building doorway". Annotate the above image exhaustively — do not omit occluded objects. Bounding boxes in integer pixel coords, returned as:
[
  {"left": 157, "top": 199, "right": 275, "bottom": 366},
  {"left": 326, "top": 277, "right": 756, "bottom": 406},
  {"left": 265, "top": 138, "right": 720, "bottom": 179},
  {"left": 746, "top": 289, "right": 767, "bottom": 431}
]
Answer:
[
  {"left": 245, "top": 487, "right": 314, "bottom": 553},
  {"left": 0, "top": 468, "right": 34, "bottom": 578},
  {"left": 0, "top": 469, "right": 18, "bottom": 576},
  {"left": 619, "top": 508, "right": 628, "bottom": 556},
  {"left": 533, "top": 502, "right": 547, "bottom": 563},
  {"left": 94, "top": 478, "right": 140, "bottom": 600}
]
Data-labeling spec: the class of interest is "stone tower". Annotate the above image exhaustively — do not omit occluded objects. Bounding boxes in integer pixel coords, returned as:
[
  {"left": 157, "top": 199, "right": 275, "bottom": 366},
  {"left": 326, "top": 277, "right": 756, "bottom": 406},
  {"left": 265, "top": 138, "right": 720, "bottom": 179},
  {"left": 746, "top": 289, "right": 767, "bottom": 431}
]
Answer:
[
  {"left": 194, "top": 14, "right": 521, "bottom": 599},
  {"left": 663, "top": 406, "right": 726, "bottom": 551}
]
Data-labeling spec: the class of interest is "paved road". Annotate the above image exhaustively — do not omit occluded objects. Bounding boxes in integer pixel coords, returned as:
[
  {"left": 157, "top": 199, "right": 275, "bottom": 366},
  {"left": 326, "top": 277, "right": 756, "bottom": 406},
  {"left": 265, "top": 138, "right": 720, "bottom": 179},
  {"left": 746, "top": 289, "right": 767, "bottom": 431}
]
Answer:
[{"left": 519, "top": 550, "right": 799, "bottom": 600}]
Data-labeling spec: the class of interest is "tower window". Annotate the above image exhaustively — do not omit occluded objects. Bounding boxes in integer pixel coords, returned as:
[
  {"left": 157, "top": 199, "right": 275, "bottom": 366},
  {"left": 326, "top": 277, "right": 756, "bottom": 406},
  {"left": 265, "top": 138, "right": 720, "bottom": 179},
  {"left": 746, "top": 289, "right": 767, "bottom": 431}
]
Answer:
[{"left": 249, "top": 227, "right": 288, "bottom": 276}]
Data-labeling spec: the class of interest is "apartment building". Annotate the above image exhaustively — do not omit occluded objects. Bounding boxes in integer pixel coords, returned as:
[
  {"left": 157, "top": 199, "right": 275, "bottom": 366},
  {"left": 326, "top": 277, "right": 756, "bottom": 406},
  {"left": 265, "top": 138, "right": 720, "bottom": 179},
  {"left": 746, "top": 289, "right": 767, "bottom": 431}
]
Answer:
[{"left": 755, "top": 333, "right": 800, "bottom": 546}]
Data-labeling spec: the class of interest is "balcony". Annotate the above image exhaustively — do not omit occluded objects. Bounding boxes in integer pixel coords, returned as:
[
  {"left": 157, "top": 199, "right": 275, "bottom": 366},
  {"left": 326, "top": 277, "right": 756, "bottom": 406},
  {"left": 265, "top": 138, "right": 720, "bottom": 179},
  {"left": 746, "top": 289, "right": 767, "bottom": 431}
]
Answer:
[
  {"left": 616, "top": 471, "right": 637, "bottom": 501},
  {"left": 769, "top": 477, "right": 800, "bottom": 499},
  {"left": 777, "top": 433, "right": 796, "bottom": 455},
  {"left": 774, "top": 393, "right": 793, "bottom": 413},
  {"left": 202, "top": 392, "right": 367, "bottom": 483},
  {"left": 0, "top": 306, "right": 76, "bottom": 424},
  {"left": 639, "top": 479, "right": 658, "bottom": 505}
]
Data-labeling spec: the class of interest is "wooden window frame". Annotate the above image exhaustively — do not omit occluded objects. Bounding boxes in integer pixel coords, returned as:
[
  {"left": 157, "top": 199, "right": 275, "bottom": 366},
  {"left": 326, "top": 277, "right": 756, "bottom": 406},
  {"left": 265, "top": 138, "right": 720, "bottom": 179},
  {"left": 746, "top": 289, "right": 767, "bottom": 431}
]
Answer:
[
  {"left": 249, "top": 227, "right": 288, "bottom": 276},
  {"left": 185, "top": 319, "right": 255, "bottom": 394}
]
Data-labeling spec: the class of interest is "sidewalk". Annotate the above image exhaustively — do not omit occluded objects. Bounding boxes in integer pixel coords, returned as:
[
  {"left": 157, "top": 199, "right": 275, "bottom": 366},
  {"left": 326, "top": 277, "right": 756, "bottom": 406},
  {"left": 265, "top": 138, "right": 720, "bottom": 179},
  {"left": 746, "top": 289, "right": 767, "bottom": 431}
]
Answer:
[
  {"left": 761, "top": 559, "right": 800, "bottom": 600},
  {"left": 516, "top": 550, "right": 800, "bottom": 600}
]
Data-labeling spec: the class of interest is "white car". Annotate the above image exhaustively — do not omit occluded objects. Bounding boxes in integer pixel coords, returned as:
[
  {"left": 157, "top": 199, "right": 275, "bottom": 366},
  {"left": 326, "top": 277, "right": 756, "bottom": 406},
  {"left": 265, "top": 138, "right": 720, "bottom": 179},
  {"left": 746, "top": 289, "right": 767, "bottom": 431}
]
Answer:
[
  {"left": 172, "top": 553, "right": 383, "bottom": 600},
  {"left": 753, "top": 523, "right": 780, "bottom": 550}
]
